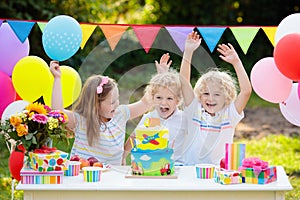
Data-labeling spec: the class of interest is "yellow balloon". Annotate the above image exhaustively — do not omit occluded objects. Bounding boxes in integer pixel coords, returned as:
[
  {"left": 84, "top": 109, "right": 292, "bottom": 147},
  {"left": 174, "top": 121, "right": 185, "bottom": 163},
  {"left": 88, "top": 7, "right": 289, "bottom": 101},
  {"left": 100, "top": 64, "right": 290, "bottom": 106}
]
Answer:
[
  {"left": 44, "top": 65, "right": 82, "bottom": 108},
  {"left": 12, "top": 56, "right": 52, "bottom": 102}
]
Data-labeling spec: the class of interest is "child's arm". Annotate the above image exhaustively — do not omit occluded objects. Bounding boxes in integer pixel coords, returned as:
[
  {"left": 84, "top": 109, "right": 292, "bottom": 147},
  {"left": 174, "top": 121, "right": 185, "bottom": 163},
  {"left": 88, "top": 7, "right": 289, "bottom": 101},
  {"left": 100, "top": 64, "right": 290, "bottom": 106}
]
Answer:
[
  {"left": 155, "top": 53, "right": 172, "bottom": 73},
  {"left": 179, "top": 31, "right": 201, "bottom": 106},
  {"left": 122, "top": 133, "right": 135, "bottom": 165},
  {"left": 50, "top": 61, "right": 76, "bottom": 129},
  {"left": 217, "top": 43, "right": 252, "bottom": 114}
]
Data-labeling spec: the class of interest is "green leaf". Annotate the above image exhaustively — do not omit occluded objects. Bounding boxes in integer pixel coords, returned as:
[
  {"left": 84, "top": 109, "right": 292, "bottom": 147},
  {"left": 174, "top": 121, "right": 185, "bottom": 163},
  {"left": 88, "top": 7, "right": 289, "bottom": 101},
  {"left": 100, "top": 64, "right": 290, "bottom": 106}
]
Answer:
[
  {"left": 31, "top": 136, "right": 37, "bottom": 144},
  {"left": 25, "top": 133, "right": 33, "bottom": 140}
]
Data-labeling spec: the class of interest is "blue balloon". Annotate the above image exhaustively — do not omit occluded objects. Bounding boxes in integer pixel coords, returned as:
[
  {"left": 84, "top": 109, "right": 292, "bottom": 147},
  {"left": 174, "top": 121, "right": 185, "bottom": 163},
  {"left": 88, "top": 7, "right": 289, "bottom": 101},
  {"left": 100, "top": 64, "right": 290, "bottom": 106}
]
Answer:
[{"left": 42, "top": 15, "right": 82, "bottom": 61}]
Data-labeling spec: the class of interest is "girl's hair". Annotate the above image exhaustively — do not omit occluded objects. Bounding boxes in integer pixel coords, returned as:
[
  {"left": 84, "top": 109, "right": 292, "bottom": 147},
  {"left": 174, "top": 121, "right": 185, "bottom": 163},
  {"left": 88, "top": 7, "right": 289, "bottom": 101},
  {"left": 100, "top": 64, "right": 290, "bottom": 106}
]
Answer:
[
  {"left": 194, "top": 68, "right": 237, "bottom": 106},
  {"left": 144, "top": 69, "right": 183, "bottom": 106},
  {"left": 72, "top": 75, "right": 117, "bottom": 146}
]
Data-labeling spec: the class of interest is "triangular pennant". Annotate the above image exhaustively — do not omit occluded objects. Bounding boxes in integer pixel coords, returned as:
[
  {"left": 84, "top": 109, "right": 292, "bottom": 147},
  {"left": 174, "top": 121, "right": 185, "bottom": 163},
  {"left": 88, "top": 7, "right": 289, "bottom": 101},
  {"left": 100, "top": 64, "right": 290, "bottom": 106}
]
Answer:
[
  {"left": 197, "top": 27, "right": 226, "bottom": 52},
  {"left": 37, "top": 22, "right": 47, "bottom": 33},
  {"left": 262, "top": 26, "right": 277, "bottom": 47},
  {"left": 0, "top": 20, "right": 3, "bottom": 27},
  {"left": 6, "top": 20, "right": 35, "bottom": 43},
  {"left": 165, "top": 26, "right": 194, "bottom": 52},
  {"left": 230, "top": 27, "right": 260, "bottom": 54},
  {"left": 99, "top": 25, "right": 129, "bottom": 51},
  {"left": 131, "top": 25, "right": 161, "bottom": 53},
  {"left": 80, "top": 24, "right": 97, "bottom": 49}
]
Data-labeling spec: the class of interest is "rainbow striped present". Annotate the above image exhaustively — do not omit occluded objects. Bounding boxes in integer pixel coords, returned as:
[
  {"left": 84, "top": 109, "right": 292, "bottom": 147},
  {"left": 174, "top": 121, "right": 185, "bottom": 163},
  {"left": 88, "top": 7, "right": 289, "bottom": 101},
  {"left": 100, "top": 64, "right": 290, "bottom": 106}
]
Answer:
[
  {"left": 241, "top": 166, "right": 277, "bottom": 184},
  {"left": 225, "top": 143, "right": 246, "bottom": 170},
  {"left": 20, "top": 167, "right": 63, "bottom": 184}
]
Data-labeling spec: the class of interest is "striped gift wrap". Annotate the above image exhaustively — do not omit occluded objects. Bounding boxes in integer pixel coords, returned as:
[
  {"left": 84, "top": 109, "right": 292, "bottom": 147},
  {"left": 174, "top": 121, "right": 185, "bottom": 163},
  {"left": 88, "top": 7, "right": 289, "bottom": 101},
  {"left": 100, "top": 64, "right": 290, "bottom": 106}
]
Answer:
[{"left": 20, "top": 167, "right": 63, "bottom": 184}]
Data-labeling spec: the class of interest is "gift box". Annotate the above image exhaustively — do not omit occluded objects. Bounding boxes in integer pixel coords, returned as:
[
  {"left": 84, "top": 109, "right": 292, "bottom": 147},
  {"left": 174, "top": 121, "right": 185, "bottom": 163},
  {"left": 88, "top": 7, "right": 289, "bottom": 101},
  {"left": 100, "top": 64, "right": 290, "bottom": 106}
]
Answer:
[
  {"left": 225, "top": 143, "right": 246, "bottom": 170},
  {"left": 241, "top": 166, "right": 277, "bottom": 184},
  {"left": 214, "top": 167, "right": 242, "bottom": 185},
  {"left": 20, "top": 167, "right": 63, "bottom": 184},
  {"left": 29, "top": 150, "right": 69, "bottom": 172}
]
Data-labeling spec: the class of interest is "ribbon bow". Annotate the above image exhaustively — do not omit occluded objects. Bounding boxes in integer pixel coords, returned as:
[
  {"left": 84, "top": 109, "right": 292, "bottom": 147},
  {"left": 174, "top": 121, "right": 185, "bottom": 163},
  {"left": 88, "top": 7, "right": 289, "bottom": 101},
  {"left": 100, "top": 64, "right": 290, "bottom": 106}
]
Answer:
[{"left": 97, "top": 76, "right": 109, "bottom": 94}]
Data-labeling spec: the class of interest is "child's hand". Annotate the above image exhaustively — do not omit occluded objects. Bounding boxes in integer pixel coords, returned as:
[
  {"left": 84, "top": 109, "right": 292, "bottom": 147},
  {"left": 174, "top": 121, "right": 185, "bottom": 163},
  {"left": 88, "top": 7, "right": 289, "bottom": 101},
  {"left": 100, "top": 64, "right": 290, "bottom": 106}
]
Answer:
[
  {"left": 217, "top": 43, "right": 241, "bottom": 65},
  {"left": 184, "top": 31, "right": 201, "bottom": 52},
  {"left": 155, "top": 53, "right": 172, "bottom": 73},
  {"left": 50, "top": 61, "right": 61, "bottom": 78}
]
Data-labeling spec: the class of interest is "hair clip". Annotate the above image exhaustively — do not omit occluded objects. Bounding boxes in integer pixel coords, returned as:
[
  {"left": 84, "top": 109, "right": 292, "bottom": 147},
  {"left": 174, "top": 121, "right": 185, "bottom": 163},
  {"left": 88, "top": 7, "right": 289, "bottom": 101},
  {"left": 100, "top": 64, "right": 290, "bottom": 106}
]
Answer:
[{"left": 97, "top": 76, "right": 109, "bottom": 94}]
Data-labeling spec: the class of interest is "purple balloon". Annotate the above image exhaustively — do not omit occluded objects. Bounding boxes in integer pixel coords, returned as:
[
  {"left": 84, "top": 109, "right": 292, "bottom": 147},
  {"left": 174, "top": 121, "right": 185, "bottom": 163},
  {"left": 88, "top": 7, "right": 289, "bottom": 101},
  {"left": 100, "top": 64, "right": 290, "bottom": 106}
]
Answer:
[
  {"left": 0, "top": 71, "right": 16, "bottom": 118},
  {"left": 0, "top": 23, "right": 30, "bottom": 76}
]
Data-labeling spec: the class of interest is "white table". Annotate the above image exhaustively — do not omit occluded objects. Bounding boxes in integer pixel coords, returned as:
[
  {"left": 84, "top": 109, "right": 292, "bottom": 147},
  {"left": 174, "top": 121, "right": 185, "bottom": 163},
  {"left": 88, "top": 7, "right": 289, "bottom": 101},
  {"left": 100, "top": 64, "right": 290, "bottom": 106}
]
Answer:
[{"left": 17, "top": 166, "right": 292, "bottom": 200}]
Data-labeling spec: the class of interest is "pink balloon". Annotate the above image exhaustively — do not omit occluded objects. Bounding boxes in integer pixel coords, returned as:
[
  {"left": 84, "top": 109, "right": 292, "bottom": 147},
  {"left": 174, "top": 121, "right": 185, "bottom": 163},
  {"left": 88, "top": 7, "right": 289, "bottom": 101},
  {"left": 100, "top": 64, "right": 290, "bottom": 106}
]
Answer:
[
  {"left": 0, "top": 23, "right": 30, "bottom": 76},
  {"left": 279, "top": 83, "right": 300, "bottom": 127},
  {"left": 250, "top": 57, "right": 292, "bottom": 103},
  {"left": 0, "top": 71, "right": 16, "bottom": 118}
]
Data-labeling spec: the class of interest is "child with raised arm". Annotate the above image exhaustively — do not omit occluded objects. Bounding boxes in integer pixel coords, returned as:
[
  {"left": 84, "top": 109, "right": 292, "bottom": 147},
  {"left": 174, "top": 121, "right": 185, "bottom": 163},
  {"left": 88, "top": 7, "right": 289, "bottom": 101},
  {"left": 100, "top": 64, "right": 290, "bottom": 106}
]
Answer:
[
  {"left": 123, "top": 53, "right": 187, "bottom": 165},
  {"left": 180, "top": 32, "right": 252, "bottom": 166},
  {"left": 50, "top": 61, "right": 152, "bottom": 165}
]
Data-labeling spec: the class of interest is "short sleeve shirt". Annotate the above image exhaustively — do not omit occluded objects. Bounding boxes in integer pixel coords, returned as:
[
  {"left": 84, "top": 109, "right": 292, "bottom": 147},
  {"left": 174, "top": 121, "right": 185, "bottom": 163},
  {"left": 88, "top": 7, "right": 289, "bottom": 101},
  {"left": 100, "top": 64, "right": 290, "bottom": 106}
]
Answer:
[
  {"left": 71, "top": 105, "right": 130, "bottom": 165},
  {"left": 182, "top": 98, "right": 244, "bottom": 165}
]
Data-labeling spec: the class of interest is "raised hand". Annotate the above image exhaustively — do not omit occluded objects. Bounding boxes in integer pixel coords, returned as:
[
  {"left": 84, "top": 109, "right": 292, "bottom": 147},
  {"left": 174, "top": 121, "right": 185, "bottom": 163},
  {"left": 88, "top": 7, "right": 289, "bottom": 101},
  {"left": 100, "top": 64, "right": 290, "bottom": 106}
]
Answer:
[
  {"left": 184, "top": 31, "right": 201, "bottom": 52},
  {"left": 217, "top": 43, "right": 241, "bottom": 65},
  {"left": 49, "top": 61, "right": 61, "bottom": 78},
  {"left": 155, "top": 53, "right": 172, "bottom": 73}
]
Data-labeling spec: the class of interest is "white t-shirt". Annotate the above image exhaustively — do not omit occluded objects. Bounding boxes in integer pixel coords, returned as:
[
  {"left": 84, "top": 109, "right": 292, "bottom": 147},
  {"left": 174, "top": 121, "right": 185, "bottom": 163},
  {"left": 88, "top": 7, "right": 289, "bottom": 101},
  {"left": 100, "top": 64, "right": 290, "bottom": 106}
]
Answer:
[
  {"left": 71, "top": 105, "right": 130, "bottom": 165},
  {"left": 137, "top": 109, "right": 187, "bottom": 165},
  {"left": 182, "top": 98, "right": 244, "bottom": 166}
]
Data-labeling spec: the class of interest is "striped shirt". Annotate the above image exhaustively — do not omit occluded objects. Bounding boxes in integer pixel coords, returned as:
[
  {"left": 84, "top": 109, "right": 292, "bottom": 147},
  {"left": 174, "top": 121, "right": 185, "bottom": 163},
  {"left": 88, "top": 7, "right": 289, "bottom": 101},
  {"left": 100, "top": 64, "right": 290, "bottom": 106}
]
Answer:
[
  {"left": 70, "top": 105, "right": 130, "bottom": 165},
  {"left": 182, "top": 98, "right": 244, "bottom": 166}
]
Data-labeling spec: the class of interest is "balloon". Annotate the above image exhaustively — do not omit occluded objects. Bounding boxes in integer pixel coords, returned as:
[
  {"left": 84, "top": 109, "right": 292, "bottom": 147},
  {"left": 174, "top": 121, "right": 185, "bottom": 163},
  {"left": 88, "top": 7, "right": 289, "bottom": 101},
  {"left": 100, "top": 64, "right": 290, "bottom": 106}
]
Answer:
[
  {"left": 298, "top": 81, "right": 300, "bottom": 100},
  {"left": 279, "top": 83, "right": 300, "bottom": 127},
  {"left": 43, "top": 65, "right": 82, "bottom": 108},
  {"left": 275, "top": 13, "right": 300, "bottom": 44},
  {"left": 12, "top": 56, "right": 52, "bottom": 102},
  {"left": 0, "top": 23, "right": 30, "bottom": 76},
  {"left": 0, "top": 71, "right": 16, "bottom": 118},
  {"left": 9, "top": 150, "right": 25, "bottom": 181},
  {"left": 250, "top": 57, "right": 292, "bottom": 103},
  {"left": 42, "top": 15, "right": 82, "bottom": 61},
  {"left": 273, "top": 33, "right": 300, "bottom": 80},
  {"left": 1, "top": 100, "right": 30, "bottom": 120}
]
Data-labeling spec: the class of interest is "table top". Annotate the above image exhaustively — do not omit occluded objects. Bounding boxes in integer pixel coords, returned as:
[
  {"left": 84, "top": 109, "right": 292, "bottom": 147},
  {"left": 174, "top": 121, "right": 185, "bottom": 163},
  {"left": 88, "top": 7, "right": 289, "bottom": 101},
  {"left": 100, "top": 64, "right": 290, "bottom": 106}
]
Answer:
[{"left": 16, "top": 166, "right": 293, "bottom": 191}]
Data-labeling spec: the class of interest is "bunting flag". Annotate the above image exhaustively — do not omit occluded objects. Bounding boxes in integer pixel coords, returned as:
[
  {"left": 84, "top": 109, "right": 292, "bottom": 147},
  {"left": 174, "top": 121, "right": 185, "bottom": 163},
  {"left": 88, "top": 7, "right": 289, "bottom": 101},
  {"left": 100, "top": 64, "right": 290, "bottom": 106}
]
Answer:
[
  {"left": 165, "top": 26, "right": 194, "bottom": 52},
  {"left": 0, "top": 18, "right": 278, "bottom": 55},
  {"left": 99, "top": 25, "right": 129, "bottom": 51},
  {"left": 37, "top": 22, "right": 47, "bottom": 33},
  {"left": 262, "top": 26, "right": 277, "bottom": 47},
  {"left": 6, "top": 20, "right": 35, "bottom": 43},
  {"left": 230, "top": 27, "right": 260, "bottom": 54},
  {"left": 80, "top": 24, "right": 97, "bottom": 49},
  {"left": 132, "top": 25, "right": 161, "bottom": 53},
  {"left": 197, "top": 27, "right": 227, "bottom": 52}
]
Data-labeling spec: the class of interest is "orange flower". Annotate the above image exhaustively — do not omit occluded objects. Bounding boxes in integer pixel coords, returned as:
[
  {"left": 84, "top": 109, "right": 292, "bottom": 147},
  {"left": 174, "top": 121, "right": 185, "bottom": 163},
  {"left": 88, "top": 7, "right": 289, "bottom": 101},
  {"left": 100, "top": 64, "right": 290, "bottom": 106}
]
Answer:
[
  {"left": 16, "top": 124, "right": 28, "bottom": 137},
  {"left": 9, "top": 116, "right": 22, "bottom": 127}
]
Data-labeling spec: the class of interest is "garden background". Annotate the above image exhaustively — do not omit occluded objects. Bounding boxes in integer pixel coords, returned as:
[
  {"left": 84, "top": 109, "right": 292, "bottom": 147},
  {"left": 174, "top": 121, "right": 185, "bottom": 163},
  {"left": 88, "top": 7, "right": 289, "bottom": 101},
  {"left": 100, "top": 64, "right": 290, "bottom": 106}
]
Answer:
[{"left": 0, "top": 1, "right": 300, "bottom": 199}]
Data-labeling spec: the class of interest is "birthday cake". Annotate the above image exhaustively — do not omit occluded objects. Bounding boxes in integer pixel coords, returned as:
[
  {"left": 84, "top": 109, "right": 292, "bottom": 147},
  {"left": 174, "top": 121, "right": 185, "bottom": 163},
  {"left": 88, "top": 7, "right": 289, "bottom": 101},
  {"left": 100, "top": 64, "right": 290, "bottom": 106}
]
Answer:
[{"left": 130, "top": 118, "right": 174, "bottom": 176}]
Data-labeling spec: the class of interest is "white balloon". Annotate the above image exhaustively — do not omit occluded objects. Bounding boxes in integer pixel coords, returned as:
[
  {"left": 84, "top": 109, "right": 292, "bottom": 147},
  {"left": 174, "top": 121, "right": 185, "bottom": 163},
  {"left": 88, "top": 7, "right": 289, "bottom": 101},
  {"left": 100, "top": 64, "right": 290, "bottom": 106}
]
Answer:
[
  {"left": 275, "top": 13, "right": 300, "bottom": 44},
  {"left": 1, "top": 100, "right": 30, "bottom": 121},
  {"left": 279, "top": 83, "right": 300, "bottom": 127}
]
